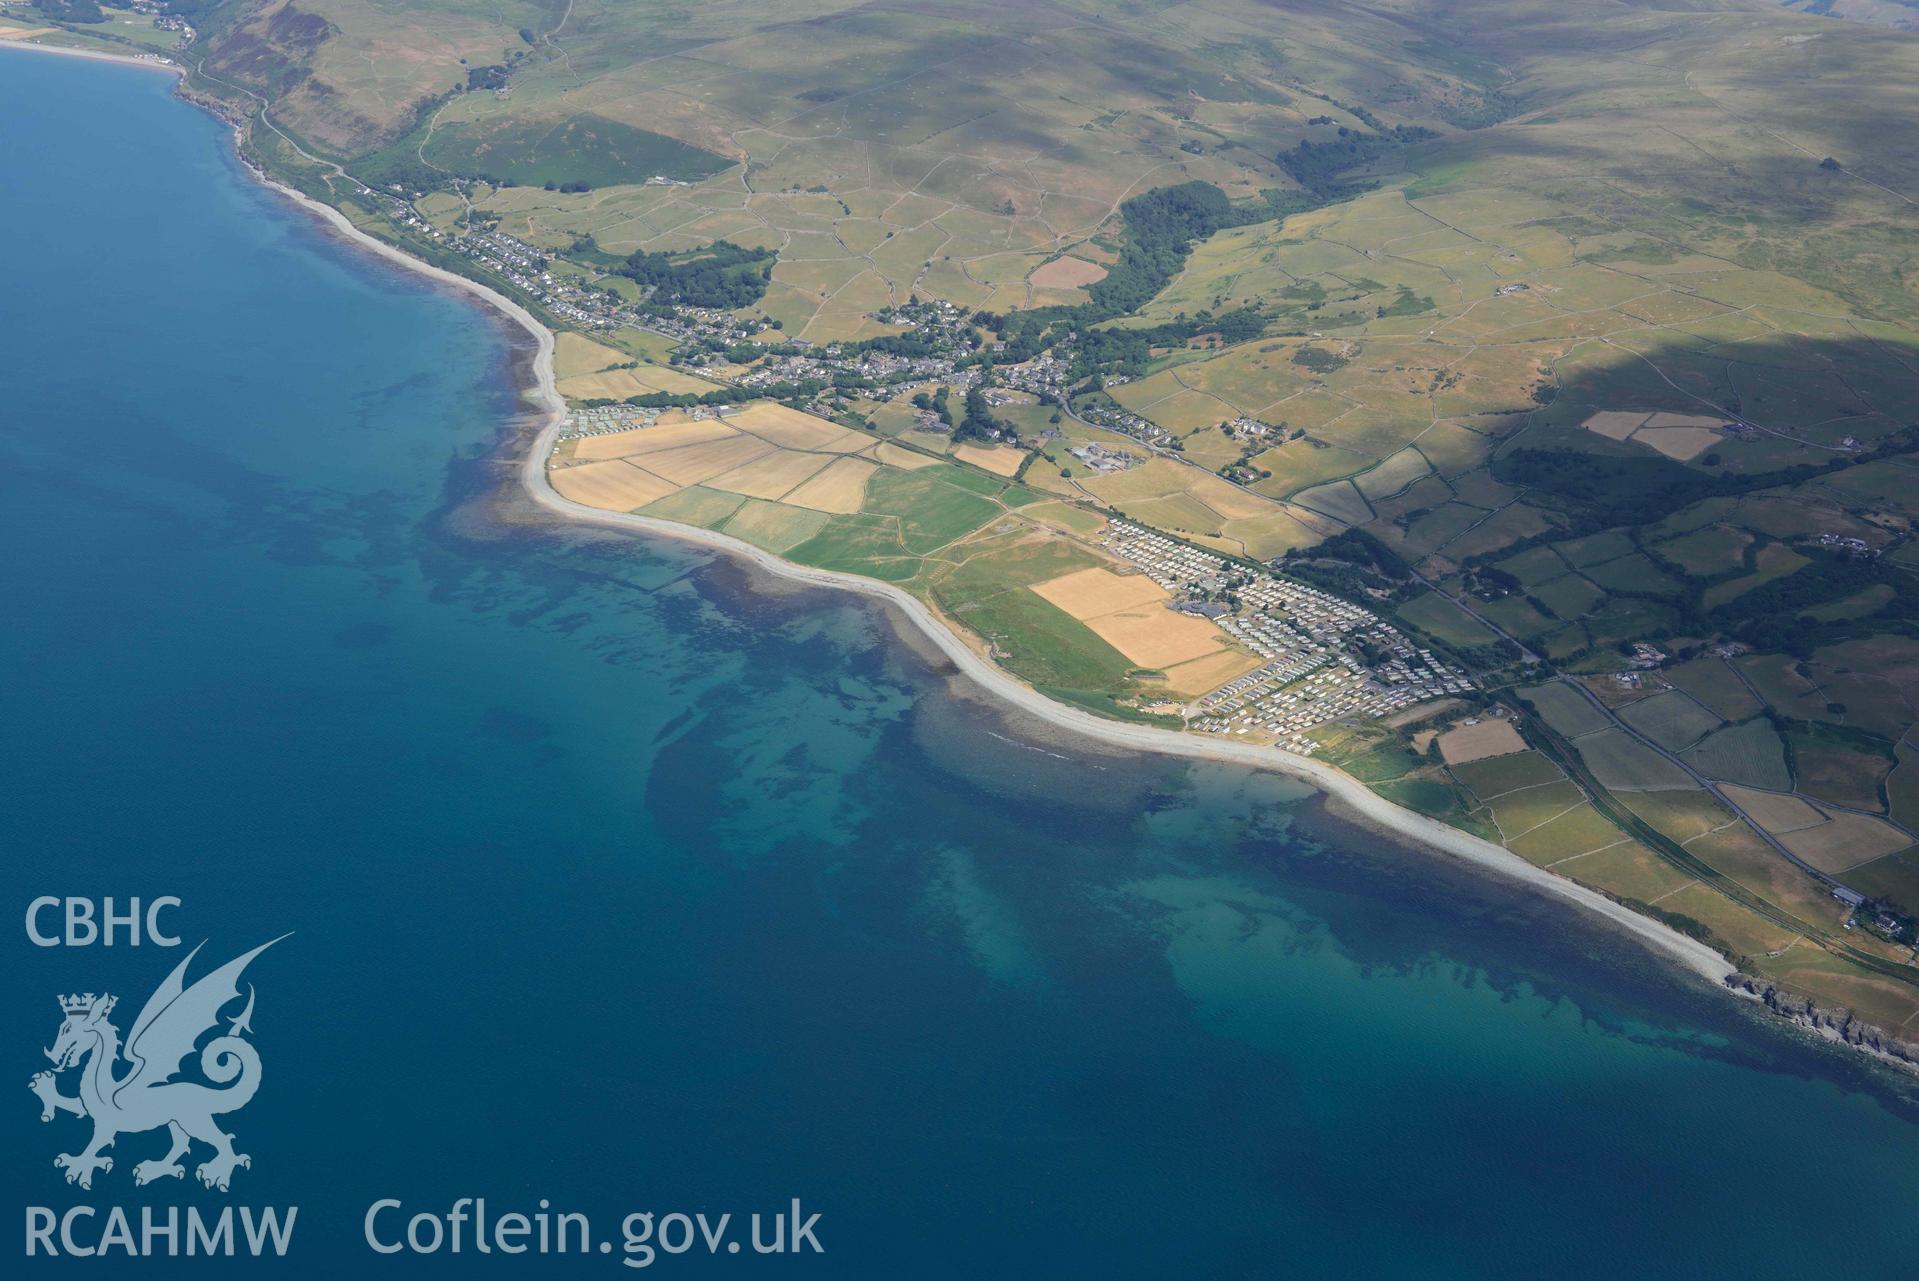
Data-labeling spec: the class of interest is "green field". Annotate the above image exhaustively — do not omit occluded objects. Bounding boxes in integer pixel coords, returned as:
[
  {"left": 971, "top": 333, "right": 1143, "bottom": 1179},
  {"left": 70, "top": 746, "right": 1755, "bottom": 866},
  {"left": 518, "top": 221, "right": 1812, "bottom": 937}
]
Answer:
[
  {"left": 1482, "top": 780, "right": 1586, "bottom": 839},
  {"left": 1618, "top": 692, "right": 1722, "bottom": 753},
  {"left": 719, "top": 500, "right": 831, "bottom": 554},
  {"left": 1574, "top": 729, "right": 1694, "bottom": 793},
  {"left": 1519, "top": 682, "right": 1612, "bottom": 739},
  {"left": 785, "top": 519, "right": 924, "bottom": 581},
  {"left": 418, "top": 117, "right": 734, "bottom": 189},
  {"left": 944, "top": 583, "right": 1136, "bottom": 695},
  {"left": 1396, "top": 592, "right": 1496, "bottom": 647},
  {"left": 1656, "top": 525, "right": 1751, "bottom": 577},
  {"left": 1787, "top": 723, "right": 1898, "bottom": 812},
  {"left": 1619, "top": 790, "right": 1738, "bottom": 846},
  {"left": 1682, "top": 721, "right": 1793, "bottom": 792},
  {"left": 1663, "top": 658, "right": 1765, "bottom": 723},
  {"left": 1508, "top": 804, "right": 1628, "bottom": 863},
  {"left": 642, "top": 485, "right": 746, "bottom": 527},
  {"left": 1893, "top": 739, "right": 1919, "bottom": 829},
  {"left": 1449, "top": 750, "right": 1565, "bottom": 801},
  {"left": 857, "top": 468, "right": 1005, "bottom": 556}
]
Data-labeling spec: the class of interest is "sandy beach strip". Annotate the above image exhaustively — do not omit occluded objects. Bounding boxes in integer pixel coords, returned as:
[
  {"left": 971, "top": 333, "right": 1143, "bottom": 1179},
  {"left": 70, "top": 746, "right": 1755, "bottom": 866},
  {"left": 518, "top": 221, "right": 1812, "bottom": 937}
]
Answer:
[
  {"left": 38, "top": 44, "right": 1738, "bottom": 991},
  {"left": 0, "top": 37, "right": 183, "bottom": 73},
  {"left": 519, "top": 468, "right": 1735, "bottom": 984}
]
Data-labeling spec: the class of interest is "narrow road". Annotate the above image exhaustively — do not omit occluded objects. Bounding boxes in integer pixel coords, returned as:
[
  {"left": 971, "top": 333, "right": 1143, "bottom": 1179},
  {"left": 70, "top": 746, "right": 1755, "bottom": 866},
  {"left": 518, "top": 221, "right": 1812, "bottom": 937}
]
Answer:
[{"left": 1553, "top": 675, "right": 1864, "bottom": 901}]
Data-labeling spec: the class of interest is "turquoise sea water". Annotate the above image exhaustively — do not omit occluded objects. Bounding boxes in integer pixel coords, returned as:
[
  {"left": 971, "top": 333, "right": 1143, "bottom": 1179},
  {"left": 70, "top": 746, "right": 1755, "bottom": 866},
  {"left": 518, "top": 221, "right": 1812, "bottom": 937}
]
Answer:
[{"left": 5, "top": 52, "right": 1919, "bottom": 1278}]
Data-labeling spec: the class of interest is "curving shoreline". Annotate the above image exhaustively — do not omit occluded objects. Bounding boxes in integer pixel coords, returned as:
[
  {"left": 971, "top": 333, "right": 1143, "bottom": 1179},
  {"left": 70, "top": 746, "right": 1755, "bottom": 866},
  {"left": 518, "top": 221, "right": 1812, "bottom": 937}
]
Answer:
[
  {"left": 5, "top": 35, "right": 1737, "bottom": 989},
  {"left": 268, "top": 181, "right": 1738, "bottom": 992},
  {"left": 0, "top": 37, "right": 182, "bottom": 72},
  {"left": 266, "top": 127, "right": 1742, "bottom": 995}
]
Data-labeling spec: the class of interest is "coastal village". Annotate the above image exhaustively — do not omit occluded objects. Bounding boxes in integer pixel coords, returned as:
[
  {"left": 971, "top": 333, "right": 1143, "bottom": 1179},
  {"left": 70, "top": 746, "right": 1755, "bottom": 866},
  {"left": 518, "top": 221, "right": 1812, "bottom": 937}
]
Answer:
[
  {"left": 379, "top": 216, "right": 1067, "bottom": 424},
  {"left": 427, "top": 216, "right": 1486, "bottom": 755}
]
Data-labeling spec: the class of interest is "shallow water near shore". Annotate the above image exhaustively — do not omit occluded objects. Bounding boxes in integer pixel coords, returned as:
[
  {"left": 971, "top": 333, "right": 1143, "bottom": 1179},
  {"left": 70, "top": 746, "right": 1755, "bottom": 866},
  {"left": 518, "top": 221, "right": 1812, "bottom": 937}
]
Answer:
[{"left": 6, "top": 51, "right": 1919, "bottom": 1278}]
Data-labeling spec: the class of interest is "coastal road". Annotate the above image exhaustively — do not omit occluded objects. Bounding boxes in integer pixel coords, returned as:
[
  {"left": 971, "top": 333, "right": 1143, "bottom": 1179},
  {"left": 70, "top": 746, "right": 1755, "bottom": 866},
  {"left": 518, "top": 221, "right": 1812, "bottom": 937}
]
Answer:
[{"left": 1551, "top": 675, "right": 1868, "bottom": 901}]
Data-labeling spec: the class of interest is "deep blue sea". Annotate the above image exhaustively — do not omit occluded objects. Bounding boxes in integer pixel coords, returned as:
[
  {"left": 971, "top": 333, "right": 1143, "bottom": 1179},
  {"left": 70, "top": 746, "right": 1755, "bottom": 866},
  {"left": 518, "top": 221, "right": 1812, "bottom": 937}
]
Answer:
[{"left": 6, "top": 50, "right": 1919, "bottom": 1278}]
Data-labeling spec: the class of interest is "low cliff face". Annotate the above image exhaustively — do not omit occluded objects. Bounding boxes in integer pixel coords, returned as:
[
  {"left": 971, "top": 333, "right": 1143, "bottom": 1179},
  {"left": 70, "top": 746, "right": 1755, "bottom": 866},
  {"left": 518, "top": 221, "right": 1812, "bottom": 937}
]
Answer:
[{"left": 1727, "top": 975, "right": 1919, "bottom": 1074}]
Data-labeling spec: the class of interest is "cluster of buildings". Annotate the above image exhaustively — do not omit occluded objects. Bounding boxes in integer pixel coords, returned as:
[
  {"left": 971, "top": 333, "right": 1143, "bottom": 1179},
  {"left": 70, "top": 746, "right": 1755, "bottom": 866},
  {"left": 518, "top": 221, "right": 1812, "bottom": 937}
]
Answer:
[
  {"left": 676, "top": 301, "right": 981, "bottom": 397},
  {"left": 373, "top": 201, "right": 1064, "bottom": 423},
  {"left": 997, "top": 351, "right": 1072, "bottom": 399},
  {"left": 448, "top": 230, "right": 659, "bottom": 334},
  {"left": 1818, "top": 531, "right": 1874, "bottom": 556},
  {"left": 558, "top": 404, "right": 661, "bottom": 439},
  {"left": 1078, "top": 400, "right": 1168, "bottom": 443},
  {"left": 460, "top": 228, "right": 543, "bottom": 275},
  {"left": 642, "top": 303, "right": 773, "bottom": 350},
  {"left": 370, "top": 216, "right": 758, "bottom": 351},
  {"left": 1626, "top": 642, "right": 1667, "bottom": 670},
  {"left": 557, "top": 403, "right": 740, "bottom": 441},
  {"left": 125, "top": 4, "right": 195, "bottom": 44},
  {"left": 1068, "top": 442, "right": 1139, "bottom": 474},
  {"left": 736, "top": 349, "right": 975, "bottom": 398},
  {"left": 1099, "top": 522, "right": 1474, "bottom": 753}
]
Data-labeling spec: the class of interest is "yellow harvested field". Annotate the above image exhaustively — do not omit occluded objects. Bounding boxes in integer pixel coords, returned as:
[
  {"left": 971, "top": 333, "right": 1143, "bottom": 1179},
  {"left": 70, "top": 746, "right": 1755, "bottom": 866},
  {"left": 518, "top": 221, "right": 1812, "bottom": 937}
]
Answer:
[
  {"left": 553, "top": 332, "right": 628, "bottom": 380},
  {"left": 569, "top": 429, "right": 651, "bottom": 463},
  {"left": 1020, "top": 502, "right": 1108, "bottom": 537},
  {"left": 1437, "top": 719, "right": 1529, "bottom": 764},
  {"left": 641, "top": 435, "right": 777, "bottom": 486},
  {"left": 1189, "top": 473, "right": 1279, "bottom": 520},
  {"left": 556, "top": 362, "right": 721, "bottom": 401},
  {"left": 1031, "top": 567, "right": 1169, "bottom": 619},
  {"left": 727, "top": 402, "right": 869, "bottom": 452},
  {"left": 953, "top": 443, "right": 1026, "bottom": 477},
  {"left": 555, "top": 370, "right": 639, "bottom": 401},
  {"left": 629, "top": 364, "right": 723, "bottom": 395},
  {"left": 1582, "top": 411, "right": 1650, "bottom": 441},
  {"left": 570, "top": 420, "right": 740, "bottom": 462},
  {"left": 707, "top": 450, "right": 833, "bottom": 501},
  {"left": 1086, "top": 606, "right": 1240, "bottom": 670},
  {"left": 872, "top": 441, "right": 941, "bottom": 470},
  {"left": 784, "top": 457, "right": 878, "bottom": 513},
  {"left": 1778, "top": 814, "right": 1915, "bottom": 873},
  {"left": 1080, "top": 458, "right": 1281, "bottom": 524},
  {"left": 1082, "top": 458, "right": 1193, "bottom": 502},
  {"left": 1029, "top": 256, "right": 1109, "bottom": 289},
  {"left": 1158, "top": 647, "right": 1263, "bottom": 696},
  {"left": 620, "top": 421, "right": 742, "bottom": 455},
  {"left": 1030, "top": 566, "right": 1246, "bottom": 671},
  {"left": 1633, "top": 426, "right": 1720, "bottom": 461},
  {"left": 1642, "top": 412, "right": 1728, "bottom": 430},
  {"left": 1210, "top": 510, "right": 1333, "bottom": 560},
  {"left": 1720, "top": 784, "right": 1826, "bottom": 834},
  {"left": 0, "top": 26, "right": 57, "bottom": 39},
  {"left": 547, "top": 460, "right": 677, "bottom": 511}
]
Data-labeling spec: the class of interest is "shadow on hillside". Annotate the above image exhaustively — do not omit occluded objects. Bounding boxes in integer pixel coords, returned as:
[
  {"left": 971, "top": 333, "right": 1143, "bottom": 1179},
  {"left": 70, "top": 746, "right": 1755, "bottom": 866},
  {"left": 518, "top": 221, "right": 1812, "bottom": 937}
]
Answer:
[{"left": 1532, "top": 333, "right": 1919, "bottom": 445}]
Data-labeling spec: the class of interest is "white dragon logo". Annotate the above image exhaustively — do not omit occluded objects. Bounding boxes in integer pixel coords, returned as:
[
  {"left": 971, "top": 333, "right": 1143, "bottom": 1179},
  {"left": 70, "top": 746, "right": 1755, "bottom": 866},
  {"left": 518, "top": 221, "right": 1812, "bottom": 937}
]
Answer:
[{"left": 29, "top": 938, "right": 284, "bottom": 1192}]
